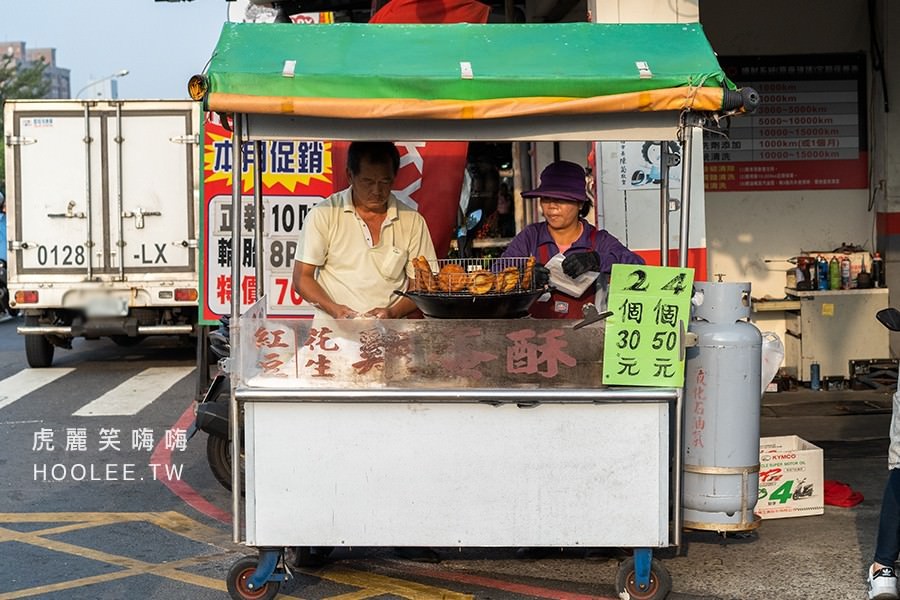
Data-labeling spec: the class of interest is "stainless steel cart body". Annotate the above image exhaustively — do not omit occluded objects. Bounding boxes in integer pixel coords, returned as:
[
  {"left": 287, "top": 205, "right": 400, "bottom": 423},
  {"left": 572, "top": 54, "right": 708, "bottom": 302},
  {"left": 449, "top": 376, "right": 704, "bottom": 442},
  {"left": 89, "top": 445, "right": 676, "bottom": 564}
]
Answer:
[{"left": 236, "top": 302, "right": 675, "bottom": 549}]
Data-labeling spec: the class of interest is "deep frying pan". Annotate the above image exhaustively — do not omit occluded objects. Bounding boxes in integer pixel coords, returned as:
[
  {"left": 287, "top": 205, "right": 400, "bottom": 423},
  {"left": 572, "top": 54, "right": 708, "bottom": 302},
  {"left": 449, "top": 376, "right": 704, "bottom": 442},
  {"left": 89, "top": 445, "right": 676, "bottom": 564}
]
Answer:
[{"left": 395, "top": 288, "right": 546, "bottom": 319}]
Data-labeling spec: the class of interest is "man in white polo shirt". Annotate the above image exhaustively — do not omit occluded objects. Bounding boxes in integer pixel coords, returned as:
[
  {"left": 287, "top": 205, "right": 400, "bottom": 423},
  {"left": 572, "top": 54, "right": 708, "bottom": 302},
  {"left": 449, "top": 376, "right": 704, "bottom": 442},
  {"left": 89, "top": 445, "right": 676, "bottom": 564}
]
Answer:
[{"left": 291, "top": 141, "right": 437, "bottom": 319}]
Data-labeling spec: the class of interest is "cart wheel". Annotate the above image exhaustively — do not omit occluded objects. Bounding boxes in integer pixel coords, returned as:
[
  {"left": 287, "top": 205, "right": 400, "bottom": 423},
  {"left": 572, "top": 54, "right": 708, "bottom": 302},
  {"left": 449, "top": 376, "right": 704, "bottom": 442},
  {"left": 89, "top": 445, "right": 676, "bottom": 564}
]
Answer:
[
  {"left": 226, "top": 556, "right": 281, "bottom": 600},
  {"left": 615, "top": 556, "right": 672, "bottom": 600}
]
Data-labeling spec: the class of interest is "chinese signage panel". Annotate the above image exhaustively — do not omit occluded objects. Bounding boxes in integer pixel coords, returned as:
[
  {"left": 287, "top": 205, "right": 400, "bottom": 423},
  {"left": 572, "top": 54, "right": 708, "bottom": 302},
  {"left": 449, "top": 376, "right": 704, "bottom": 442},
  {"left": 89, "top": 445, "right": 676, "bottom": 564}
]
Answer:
[
  {"left": 201, "top": 114, "right": 336, "bottom": 322},
  {"left": 705, "top": 54, "right": 867, "bottom": 192}
]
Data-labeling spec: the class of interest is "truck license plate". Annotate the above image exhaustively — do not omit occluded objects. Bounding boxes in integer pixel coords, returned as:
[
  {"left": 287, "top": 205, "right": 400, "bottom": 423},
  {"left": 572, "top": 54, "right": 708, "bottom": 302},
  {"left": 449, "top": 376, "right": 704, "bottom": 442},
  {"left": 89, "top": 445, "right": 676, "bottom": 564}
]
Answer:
[{"left": 85, "top": 296, "right": 129, "bottom": 318}]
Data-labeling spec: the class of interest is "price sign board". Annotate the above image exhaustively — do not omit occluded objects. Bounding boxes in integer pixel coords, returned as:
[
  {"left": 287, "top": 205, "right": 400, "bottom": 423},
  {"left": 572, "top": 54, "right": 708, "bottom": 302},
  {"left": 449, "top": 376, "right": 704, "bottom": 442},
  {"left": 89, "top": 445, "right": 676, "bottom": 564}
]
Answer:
[
  {"left": 704, "top": 53, "right": 867, "bottom": 191},
  {"left": 200, "top": 114, "right": 336, "bottom": 322},
  {"left": 602, "top": 265, "right": 694, "bottom": 387}
]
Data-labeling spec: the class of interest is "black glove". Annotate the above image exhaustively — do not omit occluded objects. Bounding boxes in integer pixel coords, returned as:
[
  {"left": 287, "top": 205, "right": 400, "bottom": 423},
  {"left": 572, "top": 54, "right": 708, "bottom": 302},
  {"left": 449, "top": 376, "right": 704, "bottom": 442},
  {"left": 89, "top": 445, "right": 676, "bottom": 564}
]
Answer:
[
  {"left": 533, "top": 264, "right": 550, "bottom": 287},
  {"left": 562, "top": 251, "right": 601, "bottom": 278}
]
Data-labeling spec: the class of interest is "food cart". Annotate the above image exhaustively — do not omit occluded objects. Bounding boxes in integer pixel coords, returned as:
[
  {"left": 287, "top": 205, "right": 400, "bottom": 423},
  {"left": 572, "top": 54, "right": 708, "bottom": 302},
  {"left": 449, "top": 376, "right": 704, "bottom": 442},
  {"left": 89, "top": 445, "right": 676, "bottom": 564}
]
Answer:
[{"left": 189, "top": 21, "right": 756, "bottom": 600}]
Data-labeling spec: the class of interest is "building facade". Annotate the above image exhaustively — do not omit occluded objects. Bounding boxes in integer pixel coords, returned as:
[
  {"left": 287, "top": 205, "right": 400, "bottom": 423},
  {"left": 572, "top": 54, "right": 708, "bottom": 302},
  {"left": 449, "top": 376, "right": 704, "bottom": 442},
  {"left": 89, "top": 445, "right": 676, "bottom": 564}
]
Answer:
[{"left": 1, "top": 41, "right": 70, "bottom": 99}]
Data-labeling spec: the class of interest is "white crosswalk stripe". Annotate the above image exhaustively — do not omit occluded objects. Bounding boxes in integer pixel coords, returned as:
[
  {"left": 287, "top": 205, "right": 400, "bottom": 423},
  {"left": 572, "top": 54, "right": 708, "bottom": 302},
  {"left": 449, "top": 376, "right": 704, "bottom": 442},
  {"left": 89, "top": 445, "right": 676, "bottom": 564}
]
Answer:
[
  {"left": 0, "top": 368, "right": 76, "bottom": 411},
  {"left": 73, "top": 366, "right": 196, "bottom": 417}
]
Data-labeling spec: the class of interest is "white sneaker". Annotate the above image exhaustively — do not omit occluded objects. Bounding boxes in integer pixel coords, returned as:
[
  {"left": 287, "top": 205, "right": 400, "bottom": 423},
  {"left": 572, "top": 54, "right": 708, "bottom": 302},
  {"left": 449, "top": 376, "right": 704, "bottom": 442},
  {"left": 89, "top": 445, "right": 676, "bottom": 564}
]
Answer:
[
  {"left": 0, "top": 313, "right": 12, "bottom": 323},
  {"left": 869, "top": 565, "right": 899, "bottom": 600}
]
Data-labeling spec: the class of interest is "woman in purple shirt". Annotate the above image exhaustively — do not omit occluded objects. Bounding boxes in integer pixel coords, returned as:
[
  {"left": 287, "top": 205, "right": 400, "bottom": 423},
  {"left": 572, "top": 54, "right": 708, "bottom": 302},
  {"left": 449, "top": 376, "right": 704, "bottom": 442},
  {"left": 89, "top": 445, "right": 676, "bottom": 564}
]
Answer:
[{"left": 502, "top": 161, "right": 644, "bottom": 319}]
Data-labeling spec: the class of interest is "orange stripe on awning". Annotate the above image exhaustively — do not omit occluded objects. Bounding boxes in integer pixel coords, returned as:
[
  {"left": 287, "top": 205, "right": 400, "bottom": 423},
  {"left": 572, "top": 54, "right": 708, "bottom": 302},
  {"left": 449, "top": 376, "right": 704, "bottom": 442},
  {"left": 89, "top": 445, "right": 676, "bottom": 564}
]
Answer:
[{"left": 207, "top": 87, "right": 725, "bottom": 119}]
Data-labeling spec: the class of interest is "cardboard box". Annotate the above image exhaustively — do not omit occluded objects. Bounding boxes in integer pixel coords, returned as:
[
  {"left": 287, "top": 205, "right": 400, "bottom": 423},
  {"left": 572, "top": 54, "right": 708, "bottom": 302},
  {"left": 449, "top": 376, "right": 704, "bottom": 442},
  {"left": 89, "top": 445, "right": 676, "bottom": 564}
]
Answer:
[{"left": 756, "top": 435, "right": 824, "bottom": 519}]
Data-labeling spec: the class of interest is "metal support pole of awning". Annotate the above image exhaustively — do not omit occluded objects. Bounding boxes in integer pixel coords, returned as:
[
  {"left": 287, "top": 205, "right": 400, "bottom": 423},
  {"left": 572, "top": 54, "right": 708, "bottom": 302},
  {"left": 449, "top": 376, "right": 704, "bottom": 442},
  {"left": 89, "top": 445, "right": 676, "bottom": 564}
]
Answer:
[
  {"left": 659, "top": 142, "right": 670, "bottom": 267},
  {"left": 230, "top": 113, "right": 244, "bottom": 543},
  {"left": 678, "top": 114, "right": 704, "bottom": 268},
  {"left": 254, "top": 140, "right": 265, "bottom": 301}
]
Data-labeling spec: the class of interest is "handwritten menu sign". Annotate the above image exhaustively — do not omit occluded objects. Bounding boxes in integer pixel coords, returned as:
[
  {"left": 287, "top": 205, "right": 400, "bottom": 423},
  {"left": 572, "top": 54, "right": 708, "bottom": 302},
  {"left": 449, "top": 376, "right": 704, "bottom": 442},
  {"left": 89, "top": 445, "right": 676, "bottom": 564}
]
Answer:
[{"left": 602, "top": 265, "right": 694, "bottom": 387}]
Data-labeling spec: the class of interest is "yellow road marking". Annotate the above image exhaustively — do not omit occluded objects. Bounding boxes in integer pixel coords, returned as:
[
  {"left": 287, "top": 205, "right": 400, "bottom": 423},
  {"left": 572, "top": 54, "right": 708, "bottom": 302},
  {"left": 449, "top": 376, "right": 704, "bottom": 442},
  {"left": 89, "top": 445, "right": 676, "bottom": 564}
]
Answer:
[
  {"left": 0, "top": 524, "right": 230, "bottom": 589},
  {"left": 324, "top": 591, "right": 386, "bottom": 600},
  {"left": 0, "top": 569, "right": 140, "bottom": 600},
  {"left": 0, "top": 511, "right": 234, "bottom": 548},
  {"left": 0, "top": 512, "right": 475, "bottom": 600},
  {"left": 310, "top": 566, "right": 473, "bottom": 600}
]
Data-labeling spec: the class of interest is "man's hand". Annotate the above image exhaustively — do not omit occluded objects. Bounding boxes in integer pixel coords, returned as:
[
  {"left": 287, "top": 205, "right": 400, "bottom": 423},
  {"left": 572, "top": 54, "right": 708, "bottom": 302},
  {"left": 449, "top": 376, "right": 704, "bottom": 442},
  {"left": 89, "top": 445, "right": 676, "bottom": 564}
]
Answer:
[
  {"left": 332, "top": 304, "right": 360, "bottom": 319},
  {"left": 533, "top": 264, "right": 551, "bottom": 287},
  {"left": 364, "top": 296, "right": 417, "bottom": 319},
  {"left": 562, "top": 251, "right": 601, "bottom": 278},
  {"left": 364, "top": 307, "right": 392, "bottom": 319}
]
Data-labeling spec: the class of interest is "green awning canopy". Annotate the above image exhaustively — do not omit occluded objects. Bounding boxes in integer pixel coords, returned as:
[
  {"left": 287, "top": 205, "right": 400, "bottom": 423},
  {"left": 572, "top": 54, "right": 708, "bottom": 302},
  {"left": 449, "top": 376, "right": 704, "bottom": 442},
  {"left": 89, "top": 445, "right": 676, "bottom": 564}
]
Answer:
[{"left": 199, "top": 21, "right": 738, "bottom": 121}]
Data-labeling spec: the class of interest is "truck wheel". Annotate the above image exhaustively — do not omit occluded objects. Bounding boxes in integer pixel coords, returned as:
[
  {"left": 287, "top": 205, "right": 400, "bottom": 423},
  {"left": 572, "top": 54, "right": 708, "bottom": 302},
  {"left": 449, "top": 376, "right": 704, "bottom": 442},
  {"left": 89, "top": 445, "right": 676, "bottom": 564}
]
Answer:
[{"left": 24, "top": 316, "right": 54, "bottom": 368}]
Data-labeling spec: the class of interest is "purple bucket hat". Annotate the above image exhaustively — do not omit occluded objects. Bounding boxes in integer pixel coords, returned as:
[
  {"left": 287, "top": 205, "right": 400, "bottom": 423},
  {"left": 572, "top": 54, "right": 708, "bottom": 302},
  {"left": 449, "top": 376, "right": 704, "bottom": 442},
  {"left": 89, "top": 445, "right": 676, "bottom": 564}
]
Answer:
[{"left": 521, "top": 161, "right": 587, "bottom": 203}]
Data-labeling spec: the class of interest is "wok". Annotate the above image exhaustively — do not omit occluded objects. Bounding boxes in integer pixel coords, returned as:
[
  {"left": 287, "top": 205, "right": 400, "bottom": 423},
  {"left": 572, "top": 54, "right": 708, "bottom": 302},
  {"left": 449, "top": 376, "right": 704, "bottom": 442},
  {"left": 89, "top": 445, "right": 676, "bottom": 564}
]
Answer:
[{"left": 395, "top": 288, "right": 546, "bottom": 319}]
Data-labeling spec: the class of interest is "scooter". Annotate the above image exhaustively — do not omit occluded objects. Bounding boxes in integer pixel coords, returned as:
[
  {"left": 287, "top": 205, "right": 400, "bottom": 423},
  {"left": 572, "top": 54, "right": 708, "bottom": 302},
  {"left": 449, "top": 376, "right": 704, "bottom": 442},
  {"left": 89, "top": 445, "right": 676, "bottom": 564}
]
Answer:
[
  {"left": 188, "top": 316, "right": 241, "bottom": 493},
  {"left": 0, "top": 259, "right": 17, "bottom": 317},
  {"left": 791, "top": 478, "right": 814, "bottom": 500}
]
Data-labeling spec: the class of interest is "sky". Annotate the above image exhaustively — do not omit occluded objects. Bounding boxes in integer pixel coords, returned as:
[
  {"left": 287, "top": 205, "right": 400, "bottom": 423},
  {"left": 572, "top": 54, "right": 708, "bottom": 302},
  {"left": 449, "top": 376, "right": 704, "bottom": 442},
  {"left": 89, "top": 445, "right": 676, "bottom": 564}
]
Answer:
[{"left": 0, "top": 0, "right": 230, "bottom": 99}]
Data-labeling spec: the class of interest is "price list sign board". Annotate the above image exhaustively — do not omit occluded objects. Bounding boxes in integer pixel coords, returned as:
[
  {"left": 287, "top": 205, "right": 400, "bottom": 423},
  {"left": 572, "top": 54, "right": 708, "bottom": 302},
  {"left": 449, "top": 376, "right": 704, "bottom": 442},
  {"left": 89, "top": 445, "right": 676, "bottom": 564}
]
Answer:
[
  {"left": 602, "top": 265, "right": 694, "bottom": 387},
  {"left": 704, "top": 54, "right": 867, "bottom": 192},
  {"left": 201, "top": 114, "right": 336, "bottom": 322}
]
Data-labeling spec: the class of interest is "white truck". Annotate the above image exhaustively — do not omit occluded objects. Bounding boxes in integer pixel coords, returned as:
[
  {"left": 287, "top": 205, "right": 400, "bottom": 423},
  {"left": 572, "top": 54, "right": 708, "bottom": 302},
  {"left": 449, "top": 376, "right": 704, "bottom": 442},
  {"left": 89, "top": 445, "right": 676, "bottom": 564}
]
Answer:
[{"left": 3, "top": 99, "right": 200, "bottom": 367}]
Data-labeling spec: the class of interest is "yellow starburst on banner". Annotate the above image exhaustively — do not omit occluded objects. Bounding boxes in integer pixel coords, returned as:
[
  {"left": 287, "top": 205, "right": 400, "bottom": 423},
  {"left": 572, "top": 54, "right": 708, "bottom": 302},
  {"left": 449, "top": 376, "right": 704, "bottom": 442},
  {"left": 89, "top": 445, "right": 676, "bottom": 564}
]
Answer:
[{"left": 204, "top": 133, "right": 333, "bottom": 192}]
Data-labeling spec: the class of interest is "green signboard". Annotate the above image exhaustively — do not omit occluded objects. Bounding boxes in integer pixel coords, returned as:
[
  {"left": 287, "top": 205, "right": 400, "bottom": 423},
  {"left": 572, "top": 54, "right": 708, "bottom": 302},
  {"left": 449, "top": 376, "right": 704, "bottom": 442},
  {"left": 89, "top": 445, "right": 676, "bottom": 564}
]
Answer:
[{"left": 602, "top": 265, "right": 694, "bottom": 387}]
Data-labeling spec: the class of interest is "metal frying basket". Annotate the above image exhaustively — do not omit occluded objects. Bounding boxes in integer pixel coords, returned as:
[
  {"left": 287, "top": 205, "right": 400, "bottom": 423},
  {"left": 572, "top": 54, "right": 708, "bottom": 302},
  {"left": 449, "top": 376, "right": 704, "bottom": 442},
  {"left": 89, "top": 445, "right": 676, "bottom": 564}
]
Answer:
[
  {"left": 409, "top": 257, "right": 538, "bottom": 296},
  {"left": 399, "top": 256, "right": 544, "bottom": 319}
]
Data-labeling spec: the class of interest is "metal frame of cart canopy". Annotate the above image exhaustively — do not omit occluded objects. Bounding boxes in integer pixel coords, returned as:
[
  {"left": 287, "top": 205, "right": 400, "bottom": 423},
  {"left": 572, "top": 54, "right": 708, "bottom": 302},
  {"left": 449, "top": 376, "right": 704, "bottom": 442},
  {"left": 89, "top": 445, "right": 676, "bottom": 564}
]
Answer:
[{"left": 191, "top": 20, "right": 756, "bottom": 600}]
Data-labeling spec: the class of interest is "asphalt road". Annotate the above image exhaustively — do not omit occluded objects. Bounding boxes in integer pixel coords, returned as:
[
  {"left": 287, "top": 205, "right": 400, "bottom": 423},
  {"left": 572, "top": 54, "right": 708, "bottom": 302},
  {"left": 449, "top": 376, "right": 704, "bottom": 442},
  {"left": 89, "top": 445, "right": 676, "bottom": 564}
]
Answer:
[
  {"left": 0, "top": 315, "right": 891, "bottom": 599},
  {"left": 0, "top": 318, "right": 654, "bottom": 600}
]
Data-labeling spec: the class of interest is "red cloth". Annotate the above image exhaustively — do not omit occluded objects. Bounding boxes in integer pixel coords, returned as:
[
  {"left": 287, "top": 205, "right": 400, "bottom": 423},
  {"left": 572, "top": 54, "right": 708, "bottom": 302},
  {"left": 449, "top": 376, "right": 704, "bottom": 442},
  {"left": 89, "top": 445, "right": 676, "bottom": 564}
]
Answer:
[
  {"left": 366, "top": 0, "right": 491, "bottom": 258},
  {"left": 331, "top": 142, "right": 470, "bottom": 259},
  {"left": 370, "top": 0, "right": 490, "bottom": 24},
  {"left": 824, "top": 480, "right": 864, "bottom": 507}
]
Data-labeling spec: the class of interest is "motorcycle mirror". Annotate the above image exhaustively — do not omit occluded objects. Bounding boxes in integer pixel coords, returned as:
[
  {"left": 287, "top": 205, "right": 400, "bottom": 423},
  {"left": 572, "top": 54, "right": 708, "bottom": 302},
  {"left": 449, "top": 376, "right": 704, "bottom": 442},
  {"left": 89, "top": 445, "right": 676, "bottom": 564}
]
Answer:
[
  {"left": 876, "top": 307, "right": 900, "bottom": 332},
  {"left": 466, "top": 209, "right": 483, "bottom": 231}
]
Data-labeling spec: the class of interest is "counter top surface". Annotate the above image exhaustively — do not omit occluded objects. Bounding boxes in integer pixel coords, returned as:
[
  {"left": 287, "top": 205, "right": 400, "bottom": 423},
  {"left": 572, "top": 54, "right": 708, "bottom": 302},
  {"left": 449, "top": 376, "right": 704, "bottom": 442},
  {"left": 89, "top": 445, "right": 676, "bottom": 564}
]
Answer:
[{"left": 785, "top": 287, "right": 888, "bottom": 297}]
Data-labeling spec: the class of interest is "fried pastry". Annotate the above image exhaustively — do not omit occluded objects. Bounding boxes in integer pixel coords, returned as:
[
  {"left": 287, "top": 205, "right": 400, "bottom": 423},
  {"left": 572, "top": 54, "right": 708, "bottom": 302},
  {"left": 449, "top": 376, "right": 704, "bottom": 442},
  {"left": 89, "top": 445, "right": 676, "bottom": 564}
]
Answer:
[
  {"left": 412, "top": 256, "right": 438, "bottom": 292},
  {"left": 438, "top": 263, "right": 468, "bottom": 292},
  {"left": 520, "top": 256, "right": 536, "bottom": 289},
  {"left": 493, "top": 267, "right": 520, "bottom": 293},
  {"left": 467, "top": 270, "right": 495, "bottom": 295}
]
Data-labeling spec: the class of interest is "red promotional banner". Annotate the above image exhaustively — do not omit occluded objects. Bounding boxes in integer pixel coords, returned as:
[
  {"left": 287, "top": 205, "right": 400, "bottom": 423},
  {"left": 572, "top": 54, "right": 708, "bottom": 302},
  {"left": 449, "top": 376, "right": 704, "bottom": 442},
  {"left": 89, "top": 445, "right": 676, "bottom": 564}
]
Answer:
[{"left": 201, "top": 114, "right": 336, "bottom": 322}]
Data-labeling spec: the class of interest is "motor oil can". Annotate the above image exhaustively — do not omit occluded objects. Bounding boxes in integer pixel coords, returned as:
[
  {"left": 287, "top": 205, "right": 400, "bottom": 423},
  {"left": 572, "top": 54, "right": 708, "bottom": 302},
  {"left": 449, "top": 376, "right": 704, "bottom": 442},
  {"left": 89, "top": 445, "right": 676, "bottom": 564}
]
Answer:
[
  {"left": 840, "top": 256, "right": 851, "bottom": 289},
  {"left": 872, "top": 252, "right": 885, "bottom": 288},
  {"left": 829, "top": 256, "right": 840, "bottom": 290},
  {"left": 817, "top": 255, "right": 829, "bottom": 290}
]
